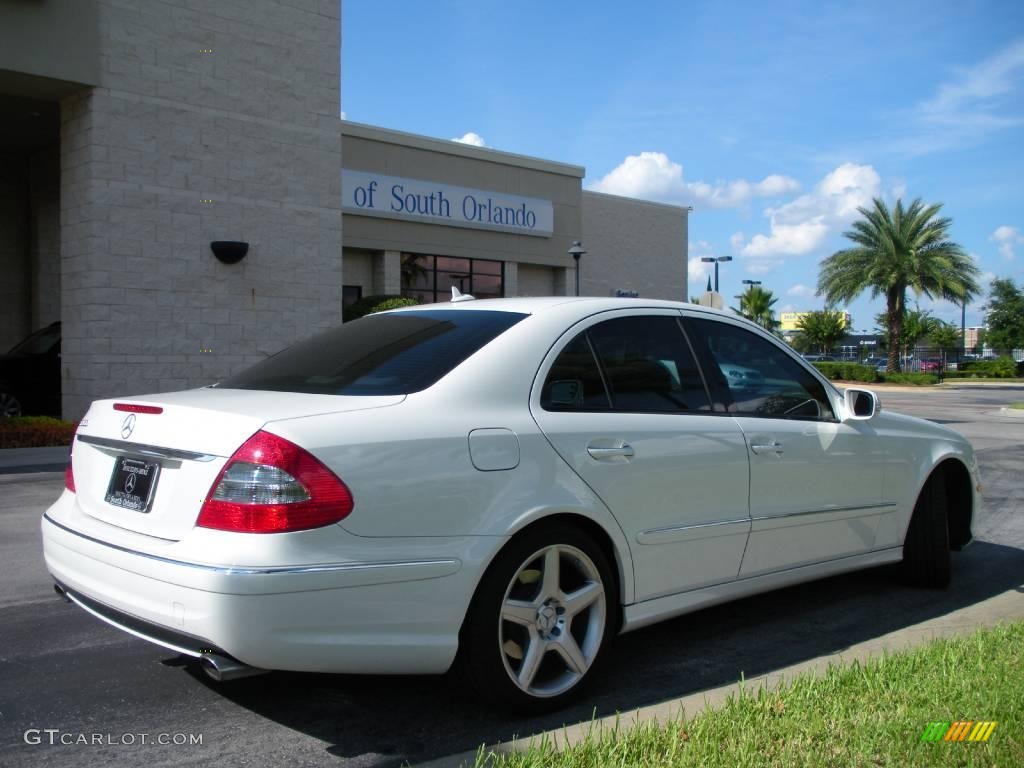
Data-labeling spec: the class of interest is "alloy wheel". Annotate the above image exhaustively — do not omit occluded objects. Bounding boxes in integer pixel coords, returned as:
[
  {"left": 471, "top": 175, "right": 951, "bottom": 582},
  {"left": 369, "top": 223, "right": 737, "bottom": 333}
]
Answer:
[{"left": 498, "top": 544, "right": 606, "bottom": 698}]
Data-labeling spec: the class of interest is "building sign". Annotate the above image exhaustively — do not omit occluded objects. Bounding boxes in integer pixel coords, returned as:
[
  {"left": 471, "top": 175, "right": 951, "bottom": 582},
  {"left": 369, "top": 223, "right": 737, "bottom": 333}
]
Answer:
[{"left": 342, "top": 170, "right": 553, "bottom": 237}]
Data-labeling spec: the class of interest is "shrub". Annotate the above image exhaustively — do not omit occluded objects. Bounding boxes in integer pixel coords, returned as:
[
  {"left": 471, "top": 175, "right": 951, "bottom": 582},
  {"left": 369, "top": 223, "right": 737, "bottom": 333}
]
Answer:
[
  {"left": 812, "top": 362, "right": 880, "bottom": 383},
  {"left": 0, "top": 416, "right": 77, "bottom": 448},
  {"left": 343, "top": 294, "right": 419, "bottom": 322},
  {"left": 881, "top": 372, "right": 939, "bottom": 385},
  {"left": 957, "top": 356, "right": 1017, "bottom": 377}
]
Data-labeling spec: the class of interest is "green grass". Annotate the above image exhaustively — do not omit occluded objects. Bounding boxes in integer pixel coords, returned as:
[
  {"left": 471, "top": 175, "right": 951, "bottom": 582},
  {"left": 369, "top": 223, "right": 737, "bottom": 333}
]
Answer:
[
  {"left": 478, "top": 622, "right": 1024, "bottom": 768},
  {"left": 1009, "top": 402, "right": 1024, "bottom": 410}
]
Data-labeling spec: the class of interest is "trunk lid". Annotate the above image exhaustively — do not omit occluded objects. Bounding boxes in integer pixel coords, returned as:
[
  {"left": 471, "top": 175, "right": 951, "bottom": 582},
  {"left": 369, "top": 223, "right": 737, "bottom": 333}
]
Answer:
[{"left": 71, "top": 388, "right": 403, "bottom": 541}]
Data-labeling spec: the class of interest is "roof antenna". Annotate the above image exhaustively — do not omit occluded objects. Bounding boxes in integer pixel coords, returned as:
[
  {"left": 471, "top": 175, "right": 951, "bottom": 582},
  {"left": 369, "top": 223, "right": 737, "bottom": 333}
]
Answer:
[{"left": 450, "top": 286, "right": 475, "bottom": 303}]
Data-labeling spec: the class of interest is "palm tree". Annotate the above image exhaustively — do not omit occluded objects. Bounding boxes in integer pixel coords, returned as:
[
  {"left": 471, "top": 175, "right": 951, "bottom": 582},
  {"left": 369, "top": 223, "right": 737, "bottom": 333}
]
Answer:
[
  {"left": 818, "top": 198, "right": 979, "bottom": 372},
  {"left": 732, "top": 285, "right": 780, "bottom": 333}
]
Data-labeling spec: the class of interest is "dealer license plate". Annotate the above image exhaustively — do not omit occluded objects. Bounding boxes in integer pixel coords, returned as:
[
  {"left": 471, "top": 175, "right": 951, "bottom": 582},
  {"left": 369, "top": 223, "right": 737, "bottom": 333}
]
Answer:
[{"left": 104, "top": 456, "right": 161, "bottom": 512}]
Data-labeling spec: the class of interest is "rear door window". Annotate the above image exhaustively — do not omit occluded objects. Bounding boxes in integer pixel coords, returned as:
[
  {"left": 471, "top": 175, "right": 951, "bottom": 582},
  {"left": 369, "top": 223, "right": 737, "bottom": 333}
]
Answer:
[{"left": 219, "top": 310, "right": 527, "bottom": 395}]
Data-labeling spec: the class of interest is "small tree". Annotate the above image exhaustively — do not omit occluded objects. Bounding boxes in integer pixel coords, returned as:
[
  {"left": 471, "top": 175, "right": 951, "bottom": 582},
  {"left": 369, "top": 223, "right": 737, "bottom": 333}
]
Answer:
[
  {"left": 985, "top": 278, "right": 1024, "bottom": 352},
  {"left": 795, "top": 310, "right": 848, "bottom": 354},
  {"left": 929, "top": 321, "right": 960, "bottom": 363}
]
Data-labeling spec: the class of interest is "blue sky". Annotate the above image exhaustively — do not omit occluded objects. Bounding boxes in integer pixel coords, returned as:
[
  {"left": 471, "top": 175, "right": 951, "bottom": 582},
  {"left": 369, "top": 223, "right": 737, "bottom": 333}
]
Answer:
[{"left": 342, "top": 1, "right": 1024, "bottom": 330}]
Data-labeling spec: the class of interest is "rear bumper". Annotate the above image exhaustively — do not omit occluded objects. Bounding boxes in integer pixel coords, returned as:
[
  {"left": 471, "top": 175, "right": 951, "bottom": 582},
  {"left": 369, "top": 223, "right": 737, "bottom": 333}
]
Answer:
[{"left": 41, "top": 508, "right": 494, "bottom": 674}]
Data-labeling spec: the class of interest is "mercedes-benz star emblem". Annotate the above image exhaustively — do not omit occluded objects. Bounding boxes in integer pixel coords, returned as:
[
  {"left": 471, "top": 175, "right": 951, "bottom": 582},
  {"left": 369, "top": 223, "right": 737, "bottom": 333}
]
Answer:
[
  {"left": 124, "top": 473, "right": 137, "bottom": 494},
  {"left": 120, "top": 413, "right": 136, "bottom": 440}
]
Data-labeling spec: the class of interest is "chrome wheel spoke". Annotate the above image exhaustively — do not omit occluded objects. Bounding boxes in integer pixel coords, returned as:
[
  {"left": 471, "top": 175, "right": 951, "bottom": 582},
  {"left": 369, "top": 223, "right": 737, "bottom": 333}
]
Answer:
[
  {"left": 501, "top": 599, "right": 537, "bottom": 626},
  {"left": 540, "top": 547, "right": 561, "bottom": 600},
  {"left": 516, "top": 635, "right": 546, "bottom": 688},
  {"left": 552, "top": 634, "right": 588, "bottom": 675},
  {"left": 562, "top": 580, "right": 602, "bottom": 618}
]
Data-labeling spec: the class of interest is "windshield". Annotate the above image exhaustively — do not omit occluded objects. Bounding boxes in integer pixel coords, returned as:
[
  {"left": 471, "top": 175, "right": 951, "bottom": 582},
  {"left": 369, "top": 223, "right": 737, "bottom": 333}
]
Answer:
[
  {"left": 218, "top": 309, "right": 527, "bottom": 396},
  {"left": 8, "top": 323, "right": 60, "bottom": 356}
]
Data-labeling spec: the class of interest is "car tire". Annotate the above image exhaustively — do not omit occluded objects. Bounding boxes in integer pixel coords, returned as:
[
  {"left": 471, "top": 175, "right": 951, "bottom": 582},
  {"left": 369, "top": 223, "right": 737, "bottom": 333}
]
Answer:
[
  {"left": 902, "top": 473, "right": 951, "bottom": 588},
  {"left": 460, "top": 523, "right": 618, "bottom": 713},
  {"left": 0, "top": 389, "right": 22, "bottom": 418}
]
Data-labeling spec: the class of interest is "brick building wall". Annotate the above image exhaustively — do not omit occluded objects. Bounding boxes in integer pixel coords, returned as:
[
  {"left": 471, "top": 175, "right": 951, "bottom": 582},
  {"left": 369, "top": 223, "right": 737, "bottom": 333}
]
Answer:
[{"left": 59, "top": 0, "right": 343, "bottom": 418}]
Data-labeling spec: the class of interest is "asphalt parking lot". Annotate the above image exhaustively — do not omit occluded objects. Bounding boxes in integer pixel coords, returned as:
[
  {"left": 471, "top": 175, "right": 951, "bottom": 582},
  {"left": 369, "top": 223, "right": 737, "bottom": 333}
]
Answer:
[{"left": 1, "top": 383, "right": 1022, "bottom": 767}]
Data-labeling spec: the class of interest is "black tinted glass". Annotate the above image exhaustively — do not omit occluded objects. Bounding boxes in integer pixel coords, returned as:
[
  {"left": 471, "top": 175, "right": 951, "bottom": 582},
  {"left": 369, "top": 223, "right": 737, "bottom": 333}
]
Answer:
[
  {"left": 219, "top": 310, "right": 526, "bottom": 396},
  {"left": 541, "top": 334, "right": 610, "bottom": 411},
  {"left": 589, "top": 316, "right": 711, "bottom": 413},
  {"left": 688, "top": 318, "right": 834, "bottom": 420}
]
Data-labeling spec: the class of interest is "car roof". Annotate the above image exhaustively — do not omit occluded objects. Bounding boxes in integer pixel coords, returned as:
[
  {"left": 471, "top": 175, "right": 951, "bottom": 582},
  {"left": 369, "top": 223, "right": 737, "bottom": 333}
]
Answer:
[{"left": 384, "top": 296, "right": 739, "bottom": 320}]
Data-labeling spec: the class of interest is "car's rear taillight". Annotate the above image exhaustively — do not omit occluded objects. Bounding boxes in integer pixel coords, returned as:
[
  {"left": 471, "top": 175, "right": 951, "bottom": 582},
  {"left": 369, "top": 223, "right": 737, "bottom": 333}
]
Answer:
[{"left": 197, "top": 430, "right": 353, "bottom": 534}]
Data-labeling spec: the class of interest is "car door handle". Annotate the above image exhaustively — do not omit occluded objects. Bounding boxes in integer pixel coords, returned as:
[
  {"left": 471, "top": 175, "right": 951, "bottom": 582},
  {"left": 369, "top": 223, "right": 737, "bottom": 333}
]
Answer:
[
  {"left": 749, "top": 441, "right": 783, "bottom": 455},
  {"left": 587, "top": 444, "right": 635, "bottom": 460}
]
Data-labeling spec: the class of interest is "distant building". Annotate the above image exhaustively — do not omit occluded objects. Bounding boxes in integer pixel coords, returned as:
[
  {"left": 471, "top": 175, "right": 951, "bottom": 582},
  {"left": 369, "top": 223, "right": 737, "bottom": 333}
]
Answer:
[
  {"left": 779, "top": 310, "right": 852, "bottom": 333},
  {"left": 964, "top": 326, "right": 985, "bottom": 350}
]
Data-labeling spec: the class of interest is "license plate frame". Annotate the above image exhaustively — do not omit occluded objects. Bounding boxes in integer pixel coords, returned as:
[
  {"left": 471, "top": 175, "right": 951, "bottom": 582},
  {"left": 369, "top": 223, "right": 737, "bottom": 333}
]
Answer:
[{"left": 104, "top": 456, "right": 161, "bottom": 513}]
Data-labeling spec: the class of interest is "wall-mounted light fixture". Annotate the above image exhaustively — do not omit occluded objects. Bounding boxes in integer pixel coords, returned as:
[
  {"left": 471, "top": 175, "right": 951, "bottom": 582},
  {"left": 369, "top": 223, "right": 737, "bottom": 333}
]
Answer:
[{"left": 210, "top": 241, "right": 249, "bottom": 264}]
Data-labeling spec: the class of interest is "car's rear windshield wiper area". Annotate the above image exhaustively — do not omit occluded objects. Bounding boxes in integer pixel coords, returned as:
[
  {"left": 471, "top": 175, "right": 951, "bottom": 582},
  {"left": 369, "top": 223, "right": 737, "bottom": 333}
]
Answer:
[{"left": 219, "top": 310, "right": 527, "bottom": 396}]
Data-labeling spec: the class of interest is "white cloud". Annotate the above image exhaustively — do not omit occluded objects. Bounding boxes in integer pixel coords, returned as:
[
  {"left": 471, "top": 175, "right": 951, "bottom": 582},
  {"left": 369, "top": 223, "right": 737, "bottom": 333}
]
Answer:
[
  {"left": 991, "top": 225, "right": 1023, "bottom": 260},
  {"left": 452, "top": 132, "right": 486, "bottom": 147},
  {"left": 892, "top": 38, "right": 1024, "bottom": 155},
  {"left": 340, "top": 110, "right": 347, "bottom": 120},
  {"left": 787, "top": 284, "right": 816, "bottom": 298},
  {"left": 588, "top": 151, "right": 799, "bottom": 209},
  {"left": 734, "top": 163, "right": 882, "bottom": 269}
]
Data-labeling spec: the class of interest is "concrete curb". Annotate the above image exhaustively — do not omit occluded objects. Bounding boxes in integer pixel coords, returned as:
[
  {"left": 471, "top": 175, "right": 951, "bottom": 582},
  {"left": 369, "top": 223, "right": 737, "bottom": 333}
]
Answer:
[
  {"left": 414, "top": 588, "right": 1024, "bottom": 768},
  {"left": 1000, "top": 407, "right": 1024, "bottom": 418}
]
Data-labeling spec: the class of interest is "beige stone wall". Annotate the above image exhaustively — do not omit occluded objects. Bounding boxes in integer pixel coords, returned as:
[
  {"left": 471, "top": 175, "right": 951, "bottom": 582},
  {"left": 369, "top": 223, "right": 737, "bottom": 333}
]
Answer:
[
  {"left": 580, "top": 191, "right": 687, "bottom": 301},
  {"left": 59, "top": 0, "right": 342, "bottom": 418},
  {"left": 342, "top": 249, "right": 375, "bottom": 293},
  {"left": 515, "top": 264, "right": 556, "bottom": 297}
]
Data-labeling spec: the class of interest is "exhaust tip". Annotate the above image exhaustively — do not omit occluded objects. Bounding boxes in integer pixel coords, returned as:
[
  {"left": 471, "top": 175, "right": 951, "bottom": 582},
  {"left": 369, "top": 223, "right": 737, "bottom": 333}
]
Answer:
[
  {"left": 199, "top": 653, "right": 267, "bottom": 682},
  {"left": 53, "top": 584, "right": 70, "bottom": 602}
]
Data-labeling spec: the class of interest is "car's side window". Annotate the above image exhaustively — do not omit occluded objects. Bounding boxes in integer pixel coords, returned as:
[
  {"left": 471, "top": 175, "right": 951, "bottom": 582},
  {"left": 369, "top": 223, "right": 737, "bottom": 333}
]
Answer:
[
  {"left": 587, "top": 316, "right": 712, "bottom": 413},
  {"left": 540, "top": 333, "right": 611, "bottom": 411},
  {"left": 686, "top": 317, "right": 835, "bottom": 420}
]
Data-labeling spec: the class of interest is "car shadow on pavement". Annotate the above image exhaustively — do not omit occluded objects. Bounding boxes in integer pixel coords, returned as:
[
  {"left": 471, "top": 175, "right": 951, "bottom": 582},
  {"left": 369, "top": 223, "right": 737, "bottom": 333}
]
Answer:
[{"left": 193, "top": 538, "right": 1024, "bottom": 767}]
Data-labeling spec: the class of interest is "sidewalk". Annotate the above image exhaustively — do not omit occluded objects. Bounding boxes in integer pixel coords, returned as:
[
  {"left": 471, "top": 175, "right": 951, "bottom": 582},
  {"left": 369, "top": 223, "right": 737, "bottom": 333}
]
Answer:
[
  {"left": 416, "top": 588, "right": 1024, "bottom": 768},
  {"left": 0, "top": 445, "right": 68, "bottom": 474}
]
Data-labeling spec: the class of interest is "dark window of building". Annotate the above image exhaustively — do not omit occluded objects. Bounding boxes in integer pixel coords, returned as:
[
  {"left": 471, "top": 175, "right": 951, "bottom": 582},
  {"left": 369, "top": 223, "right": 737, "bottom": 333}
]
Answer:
[
  {"left": 401, "top": 253, "right": 504, "bottom": 303},
  {"left": 218, "top": 310, "right": 526, "bottom": 396},
  {"left": 342, "top": 285, "right": 362, "bottom": 309}
]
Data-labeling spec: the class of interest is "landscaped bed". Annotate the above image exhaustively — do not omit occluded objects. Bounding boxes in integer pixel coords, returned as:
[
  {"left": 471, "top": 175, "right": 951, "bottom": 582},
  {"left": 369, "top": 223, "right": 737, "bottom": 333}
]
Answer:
[{"left": 0, "top": 416, "right": 77, "bottom": 449}]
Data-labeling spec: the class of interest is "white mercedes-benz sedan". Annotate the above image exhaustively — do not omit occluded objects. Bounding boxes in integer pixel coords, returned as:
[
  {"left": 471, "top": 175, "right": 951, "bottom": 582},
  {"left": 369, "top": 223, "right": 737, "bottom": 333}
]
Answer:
[{"left": 41, "top": 297, "right": 980, "bottom": 711}]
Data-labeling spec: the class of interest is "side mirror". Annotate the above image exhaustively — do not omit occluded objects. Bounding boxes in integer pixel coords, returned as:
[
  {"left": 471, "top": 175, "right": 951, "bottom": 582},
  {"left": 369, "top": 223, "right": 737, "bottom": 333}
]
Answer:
[{"left": 844, "top": 388, "right": 879, "bottom": 420}]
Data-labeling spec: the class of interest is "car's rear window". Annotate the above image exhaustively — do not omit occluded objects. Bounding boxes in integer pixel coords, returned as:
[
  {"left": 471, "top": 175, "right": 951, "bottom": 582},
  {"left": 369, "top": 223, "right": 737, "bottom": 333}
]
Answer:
[{"left": 218, "top": 309, "right": 527, "bottom": 396}]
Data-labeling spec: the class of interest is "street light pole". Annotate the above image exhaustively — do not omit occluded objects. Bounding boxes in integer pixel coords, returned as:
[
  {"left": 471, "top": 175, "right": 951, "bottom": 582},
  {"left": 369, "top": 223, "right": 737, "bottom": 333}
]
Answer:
[
  {"left": 567, "top": 241, "right": 586, "bottom": 297},
  {"left": 700, "top": 255, "right": 733, "bottom": 293}
]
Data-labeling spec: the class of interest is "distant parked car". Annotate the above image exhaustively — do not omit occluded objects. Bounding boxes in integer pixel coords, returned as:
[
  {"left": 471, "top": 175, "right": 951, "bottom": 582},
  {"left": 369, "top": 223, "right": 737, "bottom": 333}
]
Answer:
[
  {"left": 864, "top": 356, "right": 888, "bottom": 372},
  {"left": 919, "top": 358, "right": 944, "bottom": 373},
  {"left": 802, "top": 354, "right": 837, "bottom": 363},
  {"left": 0, "top": 321, "right": 61, "bottom": 418}
]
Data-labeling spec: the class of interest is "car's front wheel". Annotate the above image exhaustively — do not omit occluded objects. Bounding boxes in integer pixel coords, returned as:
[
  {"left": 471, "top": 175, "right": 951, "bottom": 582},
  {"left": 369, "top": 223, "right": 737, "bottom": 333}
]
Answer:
[
  {"left": 902, "top": 472, "right": 951, "bottom": 588},
  {"left": 461, "top": 523, "right": 617, "bottom": 712}
]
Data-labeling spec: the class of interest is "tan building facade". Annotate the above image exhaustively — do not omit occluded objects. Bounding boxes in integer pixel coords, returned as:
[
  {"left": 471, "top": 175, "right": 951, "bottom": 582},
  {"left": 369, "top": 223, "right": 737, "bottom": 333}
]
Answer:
[{"left": 340, "top": 122, "right": 688, "bottom": 308}]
